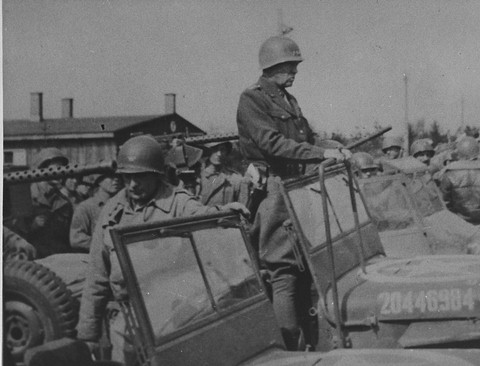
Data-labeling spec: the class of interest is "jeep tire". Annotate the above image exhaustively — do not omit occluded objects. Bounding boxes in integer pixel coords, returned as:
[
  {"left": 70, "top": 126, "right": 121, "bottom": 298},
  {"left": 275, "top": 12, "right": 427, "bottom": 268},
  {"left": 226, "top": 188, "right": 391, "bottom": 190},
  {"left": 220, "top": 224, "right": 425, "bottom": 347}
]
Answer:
[{"left": 4, "top": 260, "right": 79, "bottom": 364}]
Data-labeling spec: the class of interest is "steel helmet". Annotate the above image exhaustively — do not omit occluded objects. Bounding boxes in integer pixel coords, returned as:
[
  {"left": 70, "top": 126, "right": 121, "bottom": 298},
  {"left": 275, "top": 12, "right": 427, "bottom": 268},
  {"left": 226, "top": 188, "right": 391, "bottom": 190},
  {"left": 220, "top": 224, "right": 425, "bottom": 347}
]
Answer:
[
  {"left": 33, "top": 148, "right": 69, "bottom": 169},
  {"left": 411, "top": 139, "right": 434, "bottom": 157},
  {"left": 456, "top": 136, "right": 479, "bottom": 159},
  {"left": 259, "top": 36, "right": 304, "bottom": 70},
  {"left": 382, "top": 136, "right": 403, "bottom": 152},
  {"left": 352, "top": 152, "right": 378, "bottom": 171},
  {"left": 165, "top": 144, "right": 203, "bottom": 172},
  {"left": 117, "top": 135, "right": 165, "bottom": 174}
]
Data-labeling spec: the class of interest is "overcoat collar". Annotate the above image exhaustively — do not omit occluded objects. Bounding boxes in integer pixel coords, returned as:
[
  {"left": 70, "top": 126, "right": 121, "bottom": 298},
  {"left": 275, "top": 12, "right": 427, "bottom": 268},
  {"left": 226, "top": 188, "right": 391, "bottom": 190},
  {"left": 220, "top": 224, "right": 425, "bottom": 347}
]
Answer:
[{"left": 257, "top": 77, "right": 296, "bottom": 116}]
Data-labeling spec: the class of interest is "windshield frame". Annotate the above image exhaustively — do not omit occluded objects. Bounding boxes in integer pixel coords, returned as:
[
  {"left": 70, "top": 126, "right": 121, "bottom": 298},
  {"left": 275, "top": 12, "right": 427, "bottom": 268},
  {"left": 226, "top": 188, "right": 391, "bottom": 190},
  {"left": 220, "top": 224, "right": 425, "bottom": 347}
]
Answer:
[{"left": 110, "top": 212, "right": 265, "bottom": 363}]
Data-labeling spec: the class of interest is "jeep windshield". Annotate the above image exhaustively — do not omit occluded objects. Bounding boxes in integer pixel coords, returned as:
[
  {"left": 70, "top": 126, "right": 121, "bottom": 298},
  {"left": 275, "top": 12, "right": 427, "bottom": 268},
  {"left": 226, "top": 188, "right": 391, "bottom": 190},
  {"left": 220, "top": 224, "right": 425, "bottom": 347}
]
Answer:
[
  {"left": 282, "top": 167, "right": 370, "bottom": 249},
  {"left": 112, "top": 214, "right": 262, "bottom": 341},
  {"left": 110, "top": 212, "right": 284, "bottom": 366},
  {"left": 359, "top": 172, "right": 443, "bottom": 232}
]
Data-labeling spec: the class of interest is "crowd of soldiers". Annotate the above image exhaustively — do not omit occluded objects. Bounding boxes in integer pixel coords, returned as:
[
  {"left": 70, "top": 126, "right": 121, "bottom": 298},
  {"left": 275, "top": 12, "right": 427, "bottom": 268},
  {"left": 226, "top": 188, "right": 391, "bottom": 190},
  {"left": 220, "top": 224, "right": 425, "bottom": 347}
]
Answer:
[
  {"left": 4, "top": 138, "right": 251, "bottom": 259},
  {"left": 352, "top": 134, "right": 480, "bottom": 225},
  {"left": 4, "top": 34, "right": 480, "bottom": 362}
]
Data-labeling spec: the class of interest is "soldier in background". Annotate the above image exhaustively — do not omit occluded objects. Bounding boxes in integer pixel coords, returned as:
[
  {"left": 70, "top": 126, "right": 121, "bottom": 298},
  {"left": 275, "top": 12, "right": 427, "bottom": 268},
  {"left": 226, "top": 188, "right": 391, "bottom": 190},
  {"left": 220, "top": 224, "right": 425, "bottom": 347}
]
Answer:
[
  {"left": 69, "top": 173, "right": 123, "bottom": 252},
  {"left": 379, "top": 135, "right": 404, "bottom": 175},
  {"left": 77, "top": 135, "right": 249, "bottom": 363},
  {"left": 351, "top": 152, "right": 381, "bottom": 178},
  {"left": 199, "top": 141, "right": 250, "bottom": 206},
  {"left": 165, "top": 142, "right": 204, "bottom": 195},
  {"left": 440, "top": 136, "right": 480, "bottom": 225},
  {"left": 236, "top": 35, "right": 350, "bottom": 351},
  {"left": 3, "top": 226, "right": 37, "bottom": 261},
  {"left": 61, "top": 177, "right": 84, "bottom": 208},
  {"left": 381, "top": 135, "right": 403, "bottom": 160},
  {"left": 29, "top": 148, "right": 73, "bottom": 258},
  {"left": 411, "top": 138, "right": 435, "bottom": 166},
  {"left": 431, "top": 142, "right": 456, "bottom": 184}
]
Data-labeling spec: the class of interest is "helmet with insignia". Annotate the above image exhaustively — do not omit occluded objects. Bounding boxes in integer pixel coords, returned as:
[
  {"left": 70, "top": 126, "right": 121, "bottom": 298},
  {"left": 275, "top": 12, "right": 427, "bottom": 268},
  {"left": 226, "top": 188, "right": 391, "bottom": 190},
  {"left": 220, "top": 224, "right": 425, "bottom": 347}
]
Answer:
[
  {"left": 259, "top": 36, "right": 304, "bottom": 70},
  {"left": 117, "top": 135, "right": 165, "bottom": 174}
]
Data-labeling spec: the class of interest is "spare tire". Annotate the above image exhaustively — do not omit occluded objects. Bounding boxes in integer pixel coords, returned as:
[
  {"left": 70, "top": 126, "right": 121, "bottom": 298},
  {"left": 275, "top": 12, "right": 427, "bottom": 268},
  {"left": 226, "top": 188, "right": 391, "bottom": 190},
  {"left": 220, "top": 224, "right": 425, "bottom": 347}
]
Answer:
[{"left": 4, "top": 260, "right": 79, "bottom": 364}]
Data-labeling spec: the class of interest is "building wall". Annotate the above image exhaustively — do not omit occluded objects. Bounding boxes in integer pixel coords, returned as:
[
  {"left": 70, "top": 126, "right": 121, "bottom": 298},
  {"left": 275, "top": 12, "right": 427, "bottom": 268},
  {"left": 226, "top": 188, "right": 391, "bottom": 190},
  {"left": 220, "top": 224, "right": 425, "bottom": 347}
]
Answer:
[{"left": 4, "top": 138, "right": 117, "bottom": 167}]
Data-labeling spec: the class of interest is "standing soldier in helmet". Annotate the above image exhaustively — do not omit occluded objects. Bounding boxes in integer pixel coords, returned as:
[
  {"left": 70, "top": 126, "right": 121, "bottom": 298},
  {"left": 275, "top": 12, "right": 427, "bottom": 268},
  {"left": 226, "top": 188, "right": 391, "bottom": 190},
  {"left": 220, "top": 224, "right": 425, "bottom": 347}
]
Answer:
[
  {"left": 165, "top": 142, "right": 204, "bottom": 195},
  {"left": 69, "top": 173, "right": 123, "bottom": 252},
  {"left": 77, "top": 135, "right": 249, "bottom": 363},
  {"left": 29, "top": 148, "right": 74, "bottom": 258},
  {"left": 199, "top": 141, "right": 250, "bottom": 207},
  {"left": 440, "top": 136, "right": 480, "bottom": 225},
  {"left": 236, "top": 35, "right": 351, "bottom": 351},
  {"left": 411, "top": 138, "right": 435, "bottom": 166}
]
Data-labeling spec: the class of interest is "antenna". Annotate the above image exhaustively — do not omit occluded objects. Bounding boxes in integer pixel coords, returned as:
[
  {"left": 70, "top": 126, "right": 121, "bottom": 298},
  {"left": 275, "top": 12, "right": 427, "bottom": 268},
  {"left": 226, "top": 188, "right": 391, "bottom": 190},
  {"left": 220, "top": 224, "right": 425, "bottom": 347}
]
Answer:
[
  {"left": 403, "top": 73, "right": 409, "bottom": 156},
  {"left": 277, "top": 9, "right": 293, "bottom": 36}
]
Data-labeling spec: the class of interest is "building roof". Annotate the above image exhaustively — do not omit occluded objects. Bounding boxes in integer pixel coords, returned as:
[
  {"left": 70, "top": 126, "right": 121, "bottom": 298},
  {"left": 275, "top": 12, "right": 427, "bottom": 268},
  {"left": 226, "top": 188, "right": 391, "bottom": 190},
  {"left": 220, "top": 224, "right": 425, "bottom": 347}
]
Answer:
[{"left": 3, "top": 113, "right": 203, "bottom": 141}]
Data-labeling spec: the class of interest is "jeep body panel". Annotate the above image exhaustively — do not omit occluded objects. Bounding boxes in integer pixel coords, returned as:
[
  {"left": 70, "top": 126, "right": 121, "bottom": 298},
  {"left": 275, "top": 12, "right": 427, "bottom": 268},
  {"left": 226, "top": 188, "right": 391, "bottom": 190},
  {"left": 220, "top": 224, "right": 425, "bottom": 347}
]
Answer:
[
  {"left": 241, "top": 348, "right": 480, "bottom": 366},
  {"left": 280, "top": 163, "right": 480, "bottom": 349},
  {"left": 327, "top": 255, "right": 480, "bottom": 323}
]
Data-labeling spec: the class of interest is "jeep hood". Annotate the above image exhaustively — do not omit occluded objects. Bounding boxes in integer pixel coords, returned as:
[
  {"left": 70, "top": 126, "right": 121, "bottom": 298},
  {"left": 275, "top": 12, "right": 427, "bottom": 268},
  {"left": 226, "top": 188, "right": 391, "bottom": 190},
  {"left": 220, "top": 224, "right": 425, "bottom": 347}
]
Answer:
[{"left": 326, "top": 255, "right": 480, "bottom": 324}]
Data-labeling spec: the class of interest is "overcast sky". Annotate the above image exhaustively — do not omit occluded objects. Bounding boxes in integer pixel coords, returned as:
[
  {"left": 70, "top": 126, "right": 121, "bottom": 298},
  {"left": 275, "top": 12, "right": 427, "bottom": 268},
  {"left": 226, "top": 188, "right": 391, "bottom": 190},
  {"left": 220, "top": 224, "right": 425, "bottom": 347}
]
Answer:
[{"left": 3, "top": 0, "right": 480, "bottom": 136}]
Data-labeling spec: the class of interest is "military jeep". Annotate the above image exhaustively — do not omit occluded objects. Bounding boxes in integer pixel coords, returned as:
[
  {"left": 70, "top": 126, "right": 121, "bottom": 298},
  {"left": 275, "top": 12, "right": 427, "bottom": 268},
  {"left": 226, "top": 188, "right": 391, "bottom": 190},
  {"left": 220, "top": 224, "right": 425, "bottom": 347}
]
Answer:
[
  {"left": 279, "top": 159, "right": 480, "bottom": 350},
  {"left": 357, "top": 157, "right": 480, "bottom": 257},
  {"left": 20, "top": 159, "right": 480, "bottom": 366}
]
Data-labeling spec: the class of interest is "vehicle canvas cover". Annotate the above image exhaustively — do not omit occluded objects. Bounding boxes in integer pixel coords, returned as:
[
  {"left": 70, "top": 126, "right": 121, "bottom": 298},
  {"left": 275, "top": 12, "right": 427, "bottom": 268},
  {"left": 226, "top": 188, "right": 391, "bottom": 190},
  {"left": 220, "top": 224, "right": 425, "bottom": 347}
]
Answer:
[
  {"left": 280, "top": 164, "right": 480, "bottom": 347},
  {"left": 358, "top": 170, "right": 480, "bottom": 256}
]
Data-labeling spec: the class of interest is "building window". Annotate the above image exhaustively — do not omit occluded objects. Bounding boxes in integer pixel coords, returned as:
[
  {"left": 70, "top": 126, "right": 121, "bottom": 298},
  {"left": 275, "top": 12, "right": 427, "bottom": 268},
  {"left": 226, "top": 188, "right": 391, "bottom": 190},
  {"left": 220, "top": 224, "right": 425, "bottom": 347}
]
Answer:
[{"left": 4, "top": 149, "right": 27, "bottom": 166}]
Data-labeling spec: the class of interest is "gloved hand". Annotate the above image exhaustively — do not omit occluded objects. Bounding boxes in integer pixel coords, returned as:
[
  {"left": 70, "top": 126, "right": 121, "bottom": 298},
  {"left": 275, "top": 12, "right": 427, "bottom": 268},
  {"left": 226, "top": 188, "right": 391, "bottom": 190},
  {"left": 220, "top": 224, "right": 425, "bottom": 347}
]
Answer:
[
  {"left": 221, "top": 202, "right": 251, "bottom": 218},
  {"left": 324, "top": 148, "right": 352, "bottom": 163}
]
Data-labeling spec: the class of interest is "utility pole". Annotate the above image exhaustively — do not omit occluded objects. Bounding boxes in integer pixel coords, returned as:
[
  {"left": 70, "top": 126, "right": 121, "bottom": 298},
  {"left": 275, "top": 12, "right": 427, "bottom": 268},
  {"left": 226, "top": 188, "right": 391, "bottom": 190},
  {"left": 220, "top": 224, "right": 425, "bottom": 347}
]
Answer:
[
  {"left": 403, "top": 73, "right": 410, "bottom": 156},
  {"left": 460, "top": 94, "right": 465, "bottom": 131}
]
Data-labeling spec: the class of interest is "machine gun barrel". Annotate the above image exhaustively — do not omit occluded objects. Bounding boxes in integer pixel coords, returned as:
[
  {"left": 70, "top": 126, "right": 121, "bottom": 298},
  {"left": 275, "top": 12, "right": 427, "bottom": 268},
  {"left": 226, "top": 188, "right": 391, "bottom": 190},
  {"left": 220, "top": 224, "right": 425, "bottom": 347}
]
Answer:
[
  {"left": 4, "top": 161, "right": 117, "bottom": 185},
  {"left": 184, "top": 132, "right": 238, "bottom": 145},
  {"left": 346, "top": 126, "right": 392, "bottom": 150},
  {"left": 154, "top": 132, "right": 239, "bottom": 146}
]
